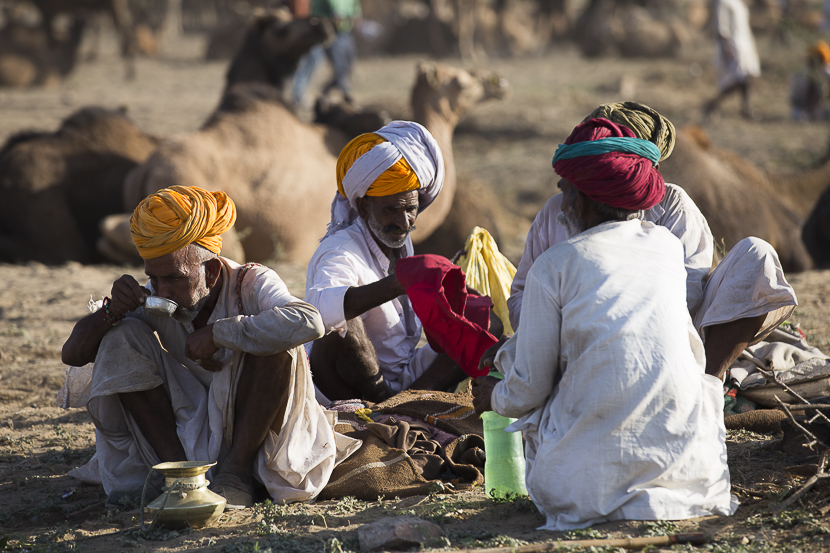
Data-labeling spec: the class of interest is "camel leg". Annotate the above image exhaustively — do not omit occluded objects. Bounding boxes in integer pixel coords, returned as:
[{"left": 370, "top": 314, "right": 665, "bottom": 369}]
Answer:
[
  {"left": 456, "top": 0, "right": 479, "bottom": 61},
  {"left": 109, "top": 0, "right": 137, "bottom": 80},
  {"left": 427, "top": 0, "right": 452, "bottom": 56},
  {"left": 309, "top": 317, "right": 393, "bottom": 403},
  {"left": 703, "top": 314, "right": 767, "bottom": 380},
  {"left": 85, "top": 14, "right": 103, "bottom": 62}
]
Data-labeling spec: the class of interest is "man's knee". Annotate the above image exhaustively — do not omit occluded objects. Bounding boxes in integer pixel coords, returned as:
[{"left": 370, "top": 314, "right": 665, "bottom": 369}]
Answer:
[
  {"left": 92, "top": 318, "right": 166, "bottom": 394},
  {"left": 96, "top": 317, "right": 157, "bottom": 358},
  {"left": 725, "top": 236, "right": 778, "bottom": 263}
]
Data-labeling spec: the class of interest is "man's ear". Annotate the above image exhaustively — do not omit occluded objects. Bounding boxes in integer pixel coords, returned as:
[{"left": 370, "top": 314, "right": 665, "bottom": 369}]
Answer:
[
  {"left": 206, "top": 258, "right": 222, "bottom": 287},
  {"left": 355, "top": 196, "right": 370, "bottom": 220}
]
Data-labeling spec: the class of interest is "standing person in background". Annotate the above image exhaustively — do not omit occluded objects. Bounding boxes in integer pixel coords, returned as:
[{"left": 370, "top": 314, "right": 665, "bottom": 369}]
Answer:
[
  {"left": 293, "top": 0, "right": 361, "bottom": 108},
  {"left": 287, "top": 0, "right": 311, "bottom": 17},
  {"left": 789, "top": 40, "right": 830, "bottom": 121},
  {"left": 704, "top": 0, "right": 761, "bottom": 119}
]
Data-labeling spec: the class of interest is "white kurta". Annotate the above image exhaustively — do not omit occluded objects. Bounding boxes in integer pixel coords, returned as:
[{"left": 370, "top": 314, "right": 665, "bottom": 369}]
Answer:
[
  {"left": 714, "top": 0, "right": 761, "bottom": 90},
  {"left": 305, "top": 217, "right": 437, "bottom": 393},
  {"left": 508, "top": 183, "right": 714, "bottom": 330},
  {"left": 508, "top": 187, "right": 797, "bottom": 345},
  {"left": 491, "top": 220, "right": 737, "bottom": 531},
  {"left": 70, "top": 258, "right": 359, "bottom": 502}
]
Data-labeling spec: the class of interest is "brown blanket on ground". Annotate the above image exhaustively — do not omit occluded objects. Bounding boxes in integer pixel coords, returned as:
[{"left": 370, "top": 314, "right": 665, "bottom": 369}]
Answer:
[{"left": 318, "top": 390, "right": 486, "bottom": 500}]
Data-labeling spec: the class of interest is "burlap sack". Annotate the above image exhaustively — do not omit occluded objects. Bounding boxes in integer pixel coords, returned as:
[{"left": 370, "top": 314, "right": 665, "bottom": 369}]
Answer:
[{"left": 319, "top": 391, "right": 486, "bottom": 499}]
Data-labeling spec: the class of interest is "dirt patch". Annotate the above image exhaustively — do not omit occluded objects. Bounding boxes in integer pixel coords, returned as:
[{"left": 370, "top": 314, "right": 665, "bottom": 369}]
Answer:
[{"left": 3, "top": 22, "right": 830, "bottom": 553}]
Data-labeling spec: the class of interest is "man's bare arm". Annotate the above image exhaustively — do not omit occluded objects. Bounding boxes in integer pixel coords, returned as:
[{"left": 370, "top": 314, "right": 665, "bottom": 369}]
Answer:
[
  {"left": 343, "top": 273, "right": 405, "bottom": 321},
  {"left": 61, "top": 274, "right": 149, "bottom": 366}
]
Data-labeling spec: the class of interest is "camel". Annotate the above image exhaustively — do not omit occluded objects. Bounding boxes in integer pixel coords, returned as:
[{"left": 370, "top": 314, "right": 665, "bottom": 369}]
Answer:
[
  {"left": 659, "top": 125, "right": 823, "bottom": 273},
  {"left": 803, "top": 189, "right": 830, "bottom": 267},
  {"left": 28, "top": 0, "right": 141, "bottom": 79},
  {"left": 408, "top": 63, "right": 509, "bottom": 243},
  {"left": 223, "top": 8, "right": 332, "bottom": 94},
  {"left": 0, "top": 16, "right": 86, "bottom": 87},
  {"left": 573, "top": 0, "right": 689, "bottom": 59},
  {"left": 0, "top": 107, "right": 159, "bottom": 264},
  {"left": 123, "top": 59, "right": 509, "bottom": 265},
  {"left": 313, "top": 92, "right": 389, "bottom": 139}
]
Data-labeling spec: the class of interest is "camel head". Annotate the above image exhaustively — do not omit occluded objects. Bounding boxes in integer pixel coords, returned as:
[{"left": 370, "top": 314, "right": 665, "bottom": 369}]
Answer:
[
  {"left": 225, "top": 8, "right": 333, "bottom": 91},
  {"left": 411, "top": 62, "right": 510, "bottom": 129}
]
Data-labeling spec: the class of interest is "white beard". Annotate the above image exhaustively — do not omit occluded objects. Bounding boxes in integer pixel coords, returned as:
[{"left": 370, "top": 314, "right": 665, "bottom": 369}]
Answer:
[
  {"left": 557, "top": 210, "right": 586, "bottom": 238},
  {"left": 367, "top": 212, "right": 410, "bottom": 250},
  {"left": 172, "top": 269, "right": 211, "bottom": 324}
]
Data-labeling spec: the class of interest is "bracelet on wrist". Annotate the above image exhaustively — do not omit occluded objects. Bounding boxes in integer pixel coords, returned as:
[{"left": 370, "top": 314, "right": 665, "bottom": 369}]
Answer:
[{"left": 101, "top": 296, "right": 125, "bottom": 326}]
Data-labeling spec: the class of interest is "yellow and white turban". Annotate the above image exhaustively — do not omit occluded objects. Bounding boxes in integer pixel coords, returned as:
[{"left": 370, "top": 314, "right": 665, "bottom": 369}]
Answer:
[
  {"left": 130, "top": 185, "right": 237, "bottom": 259},
  {"left": 325, "top": 120, "right": 445, "bottom": 237}
]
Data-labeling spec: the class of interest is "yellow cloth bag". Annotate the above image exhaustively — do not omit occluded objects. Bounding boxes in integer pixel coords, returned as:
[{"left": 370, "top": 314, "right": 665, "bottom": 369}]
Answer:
[{"left": 456, "top": 227, "right": 516, "bottom": 336}]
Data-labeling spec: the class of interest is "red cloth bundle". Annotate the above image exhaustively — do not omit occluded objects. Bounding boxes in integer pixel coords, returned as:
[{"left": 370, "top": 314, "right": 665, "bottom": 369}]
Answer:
[{"left": 396, "top": 254, "right": 497, "bottom": 378}]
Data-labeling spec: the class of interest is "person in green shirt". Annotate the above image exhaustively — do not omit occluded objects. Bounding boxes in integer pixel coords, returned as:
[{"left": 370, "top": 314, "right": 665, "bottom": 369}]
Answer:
[{"left": 293, "top": 0, "right": 362, "bottom": 107}]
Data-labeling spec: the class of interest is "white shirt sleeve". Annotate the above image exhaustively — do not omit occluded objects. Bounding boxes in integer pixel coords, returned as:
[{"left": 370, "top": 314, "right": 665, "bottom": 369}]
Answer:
[
  {"left": 212, "top": 266, "right": 325, "bottom": 355},
  {"left": 304, "top": 247, "right": 366, "bottom": 335},
  {"left": 493, "top": 257, "right": 562, "bottom": 419},
  {"left": 508, "top": 194, "right": 568, "bottom": 331},
  {"left": 653, "top": 184, "right": 714, "bottom": 317}
]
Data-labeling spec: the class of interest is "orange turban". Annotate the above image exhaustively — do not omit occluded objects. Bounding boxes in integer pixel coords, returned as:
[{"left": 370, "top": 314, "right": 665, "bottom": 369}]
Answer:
[
  {"left": 130, "top": 185, "right": 237, "bottom": 259},
  {"left": 811, "top": 40, "right": 830, "bottom": 65},
  {"left": 326, "top": 121, "right": 445, "bottom": 238},
  {"left": 336, "top": 133, "right": 420, "bottom": 198}
]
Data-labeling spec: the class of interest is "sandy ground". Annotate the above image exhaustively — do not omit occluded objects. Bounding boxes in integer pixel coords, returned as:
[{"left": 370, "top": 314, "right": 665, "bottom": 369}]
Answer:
[{"left": 3, "top": 19, "right": 830, "bottom": 553}]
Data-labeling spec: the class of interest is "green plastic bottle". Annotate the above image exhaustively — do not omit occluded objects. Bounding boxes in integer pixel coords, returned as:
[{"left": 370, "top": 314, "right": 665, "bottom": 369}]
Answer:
[{"left": 481, "top": 371, "right": 528, "bottom": 500}]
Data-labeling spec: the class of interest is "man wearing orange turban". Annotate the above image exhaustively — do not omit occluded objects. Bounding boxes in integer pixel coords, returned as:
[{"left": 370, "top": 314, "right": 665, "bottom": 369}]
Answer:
[
  {"left": 790, "top": 40, "right": 830, "bottom": 121},
  {"left": 305, "top": 120, "right": 469, "bottom": 403},
  {"left": 62, "top": 186, "right": 357, "bottom": 509}
]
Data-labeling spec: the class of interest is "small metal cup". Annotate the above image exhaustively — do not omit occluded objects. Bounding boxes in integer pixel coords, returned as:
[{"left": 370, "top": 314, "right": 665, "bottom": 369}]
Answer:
[{"left": 145, "top": 296, "right": 178, "bottom": 317}]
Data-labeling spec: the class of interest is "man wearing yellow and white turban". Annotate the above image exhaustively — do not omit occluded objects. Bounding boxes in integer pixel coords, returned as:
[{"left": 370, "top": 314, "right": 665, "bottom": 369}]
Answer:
[
  {"left": 305, "top": 120, "right": 466, "bottom": 402},
  {"left": 62, "top": 186, "right": 358, "bottom": 509}
]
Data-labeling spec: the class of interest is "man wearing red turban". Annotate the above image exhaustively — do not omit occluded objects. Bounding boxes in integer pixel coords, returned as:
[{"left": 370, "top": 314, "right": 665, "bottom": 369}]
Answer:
[
  {"left": 508, "top": 103, "right": 796, "bottom": 385},
  {"left": 471, "top": 117, "right": 736, "bottom": 530}
]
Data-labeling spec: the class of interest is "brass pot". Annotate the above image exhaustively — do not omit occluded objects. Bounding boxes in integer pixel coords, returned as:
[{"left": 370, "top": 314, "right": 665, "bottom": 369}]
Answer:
[{"left": 144, "top": 461, "right": 226, "bottom": 529}]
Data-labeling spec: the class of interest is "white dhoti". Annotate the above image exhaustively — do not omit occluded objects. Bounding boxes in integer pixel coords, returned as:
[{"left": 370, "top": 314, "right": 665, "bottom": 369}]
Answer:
[
  {"left": 694, "top": 237, "right": 797, "bottom": 343},
  {"left": 70, "top": 318, "right": 357, "bottom": 502}
]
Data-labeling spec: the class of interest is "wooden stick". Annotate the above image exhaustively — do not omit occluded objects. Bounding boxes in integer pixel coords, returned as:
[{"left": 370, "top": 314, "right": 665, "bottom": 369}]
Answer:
[
  {"left": 775, "top": 450, "right": 830, "bottom": 513},
  {"left": 774, "top": 396, "right": 829, "bottom": 450},
  {"left": 759, "top": 368, "right": 830, "bottom": 428},
  {"left": 464, "top": 532, "right": 705, "bottom": 552}
]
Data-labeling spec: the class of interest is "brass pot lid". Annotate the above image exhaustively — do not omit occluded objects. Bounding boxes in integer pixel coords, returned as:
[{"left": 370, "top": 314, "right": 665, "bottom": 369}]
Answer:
[{"left": 152, "top": 461, "right": 216, "bottom": 478}]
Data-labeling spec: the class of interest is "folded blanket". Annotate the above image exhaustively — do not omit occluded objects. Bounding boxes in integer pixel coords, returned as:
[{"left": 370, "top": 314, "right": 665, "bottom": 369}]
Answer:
[{"left": 320, "top": 390, "right": 486, "bottom": 500}]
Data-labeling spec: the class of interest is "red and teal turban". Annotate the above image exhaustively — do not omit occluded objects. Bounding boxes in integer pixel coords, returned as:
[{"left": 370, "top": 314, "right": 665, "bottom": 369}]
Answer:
[{"left": 552, "top": 118, "right": 666, "bottom": 211}]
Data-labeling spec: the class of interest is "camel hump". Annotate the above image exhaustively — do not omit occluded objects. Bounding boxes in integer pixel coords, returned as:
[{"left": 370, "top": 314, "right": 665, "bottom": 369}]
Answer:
[
  {"left": 681, "top": 124, "right": 712, "bottom": 151},
  {"left": 0, "top": 129, "right": 50, "bottom": 160},
  {"left": 59, "top": 106, "right": 130, "bottom": 130}
]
